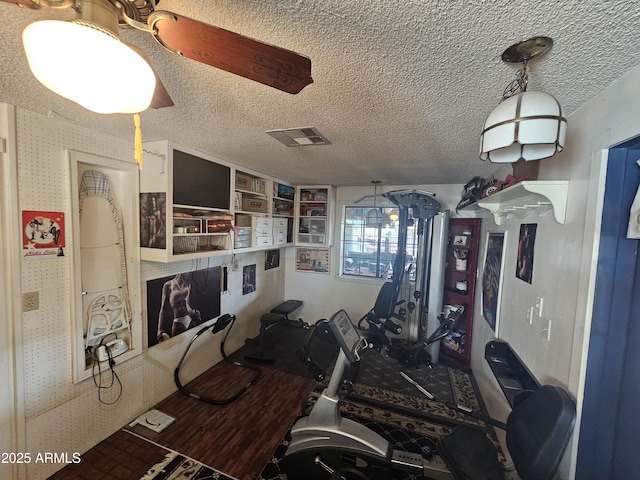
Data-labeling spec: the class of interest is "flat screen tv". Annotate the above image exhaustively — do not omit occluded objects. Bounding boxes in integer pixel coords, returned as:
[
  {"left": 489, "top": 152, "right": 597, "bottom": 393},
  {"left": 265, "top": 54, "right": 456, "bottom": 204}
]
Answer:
[{"left": 172, "top": 150, "right": 231, "bottom": 210}]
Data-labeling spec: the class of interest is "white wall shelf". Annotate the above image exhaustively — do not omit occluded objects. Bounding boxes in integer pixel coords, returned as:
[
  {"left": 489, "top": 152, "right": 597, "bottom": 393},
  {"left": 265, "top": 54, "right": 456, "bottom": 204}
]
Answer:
[{"left": 462, "top": 180, "right": 569, "bottom": 225}]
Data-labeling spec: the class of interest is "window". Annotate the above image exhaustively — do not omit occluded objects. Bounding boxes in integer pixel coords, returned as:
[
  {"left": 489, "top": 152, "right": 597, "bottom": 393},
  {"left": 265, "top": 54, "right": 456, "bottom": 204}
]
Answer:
[{"left": 341, "top": 206, "right": 418, "bottom": 279}]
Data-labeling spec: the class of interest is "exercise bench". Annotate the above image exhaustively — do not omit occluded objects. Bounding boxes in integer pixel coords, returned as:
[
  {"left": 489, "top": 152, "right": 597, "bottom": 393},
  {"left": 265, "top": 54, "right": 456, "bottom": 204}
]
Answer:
[{"left": 244, "top": 300, "right": 303, "bottom": 364}]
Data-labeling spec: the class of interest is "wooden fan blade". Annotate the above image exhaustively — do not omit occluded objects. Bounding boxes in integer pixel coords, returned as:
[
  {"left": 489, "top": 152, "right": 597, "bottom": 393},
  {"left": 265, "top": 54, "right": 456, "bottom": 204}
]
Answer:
[
  {"left": 0, "top": 0, "right": 40, "bottom": 6},
  {"left": 150, "top": 12, "right": 313, "bottom": 94}
]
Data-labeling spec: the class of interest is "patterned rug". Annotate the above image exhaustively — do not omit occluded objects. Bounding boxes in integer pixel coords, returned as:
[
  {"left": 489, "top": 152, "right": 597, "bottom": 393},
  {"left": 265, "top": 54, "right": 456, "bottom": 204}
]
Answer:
[
  {"left": 141, "top": 451, "right": 236, "bottom": 480},
  {"left": 258, "top": 357, "right": 504, "bottom": 480},
  {"left": 322, "top": 351, "right": 488, "bottom": 429}
]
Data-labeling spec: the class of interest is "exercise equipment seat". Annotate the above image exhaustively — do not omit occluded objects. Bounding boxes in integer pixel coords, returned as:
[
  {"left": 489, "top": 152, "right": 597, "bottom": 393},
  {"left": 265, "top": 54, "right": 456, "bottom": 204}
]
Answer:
[
  {"left": 358, "top": 281, "right": 404, "bottom": 349},
  {"left": 438, "top": 385, "right": 576, "bottom": 480},
  {"left": 244, "top": 300, "right": 303, "bottom": 363},
  {"left": 271, "top": 299, "right": 303, "bottom": 320}
]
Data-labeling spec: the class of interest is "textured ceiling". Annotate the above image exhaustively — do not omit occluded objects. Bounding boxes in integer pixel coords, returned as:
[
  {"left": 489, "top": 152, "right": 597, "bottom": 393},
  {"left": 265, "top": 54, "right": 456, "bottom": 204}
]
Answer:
[{"left": 1, "top": 0, "right": 639, "bottom": 186}]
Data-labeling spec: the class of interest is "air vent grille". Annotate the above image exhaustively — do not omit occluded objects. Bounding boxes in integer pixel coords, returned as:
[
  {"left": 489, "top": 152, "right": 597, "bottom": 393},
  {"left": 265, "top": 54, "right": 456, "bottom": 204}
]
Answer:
[{"left": 266, "top": 127, "right": 331, "bottom": 147}]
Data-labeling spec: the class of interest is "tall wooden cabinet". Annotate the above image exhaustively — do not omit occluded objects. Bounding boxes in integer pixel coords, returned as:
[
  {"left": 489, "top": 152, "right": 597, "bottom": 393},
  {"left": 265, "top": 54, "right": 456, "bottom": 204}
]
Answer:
[{"left": 441, "top": 217, "right": 482, "bottom": 368}]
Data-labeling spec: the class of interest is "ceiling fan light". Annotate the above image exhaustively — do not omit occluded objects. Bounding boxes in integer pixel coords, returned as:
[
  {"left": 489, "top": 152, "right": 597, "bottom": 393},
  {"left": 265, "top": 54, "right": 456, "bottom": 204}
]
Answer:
[
  {"left": 480, "top": 91, "right": 567, "bottom": 163},
  {"left": 22, "top": 20, "right": 156, "bottom": 114}
]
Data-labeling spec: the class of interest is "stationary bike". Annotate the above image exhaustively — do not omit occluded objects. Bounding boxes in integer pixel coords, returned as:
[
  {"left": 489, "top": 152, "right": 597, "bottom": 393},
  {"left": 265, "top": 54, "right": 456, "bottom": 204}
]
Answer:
[{"left": 282, "top": 309, "right": 425, "bottom": 480}]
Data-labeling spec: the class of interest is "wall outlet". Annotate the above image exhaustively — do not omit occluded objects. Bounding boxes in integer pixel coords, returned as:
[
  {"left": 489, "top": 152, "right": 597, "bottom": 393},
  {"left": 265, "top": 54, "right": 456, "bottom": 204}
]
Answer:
[{"left": 23, "top": 291, "right": 39, "bottom": 312}]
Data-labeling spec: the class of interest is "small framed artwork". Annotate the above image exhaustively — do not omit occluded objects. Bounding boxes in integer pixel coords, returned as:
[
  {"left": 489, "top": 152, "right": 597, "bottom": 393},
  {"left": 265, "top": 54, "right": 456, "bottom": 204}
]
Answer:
[
  {"left": 516, "top": 223, "right": 537, "bottom": 284},
  {"left": 452, "top": 235, "right": 469, "bottom": 247},
  {"left": 22, "top": 210, "right": 66, "bottom": 258},
  {"left": 482, "top": 232, "right": 506, "bottom": 334},
  {"left": 243, "top": 264, "right": 256, "bottom": 295},
  {"left": 296, "top": 247, "right": 330, "bottom": 274},
  {"left": 265, "top": 249, "right": 280, "bottom": 270}
]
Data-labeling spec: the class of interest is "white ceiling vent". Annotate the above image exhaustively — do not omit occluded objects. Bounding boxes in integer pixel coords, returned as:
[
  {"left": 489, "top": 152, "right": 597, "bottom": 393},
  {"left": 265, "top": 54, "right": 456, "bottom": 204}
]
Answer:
[{"left": 266, "top": 127, "right": 331, "bottom": 147}]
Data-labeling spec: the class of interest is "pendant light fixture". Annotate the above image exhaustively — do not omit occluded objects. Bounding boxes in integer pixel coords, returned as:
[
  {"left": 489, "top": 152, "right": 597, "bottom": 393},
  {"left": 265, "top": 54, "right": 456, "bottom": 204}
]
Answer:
[
  {"left": 21, "top": 0, "right": 156, "bottom": 114},
  {"left": 366, "top": 180, "right": 384, "bottom": 227},
  {"left": 479, "top": 36, "right": 567, "bottom": 163}
]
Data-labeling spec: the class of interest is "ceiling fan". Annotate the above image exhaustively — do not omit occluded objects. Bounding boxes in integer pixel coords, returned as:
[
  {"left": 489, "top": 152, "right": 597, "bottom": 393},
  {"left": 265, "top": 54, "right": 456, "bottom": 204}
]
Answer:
[{"left": 2, "top": 0, "right": 313, "bottom": 113}]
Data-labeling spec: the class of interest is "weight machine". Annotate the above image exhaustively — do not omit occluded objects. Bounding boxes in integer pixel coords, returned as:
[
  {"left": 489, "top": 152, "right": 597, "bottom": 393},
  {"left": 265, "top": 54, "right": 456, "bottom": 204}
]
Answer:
[{"left": 355, "top": 189, "right": 449, "bottom": 367}]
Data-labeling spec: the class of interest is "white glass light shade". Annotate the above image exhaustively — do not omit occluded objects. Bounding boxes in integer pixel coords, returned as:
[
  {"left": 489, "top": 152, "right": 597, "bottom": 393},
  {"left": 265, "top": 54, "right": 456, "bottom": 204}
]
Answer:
[
  {"left": 22, "top": 20, "right": 156, "bottom": 114},
  {"left": 366, "top": 207, "right": 384, "bottom": 227},
  {"left": 479, "top": 91, "right": 567, "bottom": 163}
]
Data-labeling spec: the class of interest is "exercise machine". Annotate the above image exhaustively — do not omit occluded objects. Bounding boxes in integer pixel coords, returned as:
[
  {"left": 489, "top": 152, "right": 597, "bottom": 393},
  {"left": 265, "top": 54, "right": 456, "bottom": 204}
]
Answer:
[
  {"left": 243, "top": 299, "right": 303, "bottom": 363},
  {"left": 283, "top": 309, "right": 425, "bottom": 480},
  {"left": 383, "top": 304, "right": 463, "bottom": 368},
  {"left": 174, "top": 313, "right": 262, "bottom": 405},
  {"left": 284, "top": 310, "right": 577, "bottom": 480},
  {"left": 355, "top": 189, "right": 449, "bottom": 365}
]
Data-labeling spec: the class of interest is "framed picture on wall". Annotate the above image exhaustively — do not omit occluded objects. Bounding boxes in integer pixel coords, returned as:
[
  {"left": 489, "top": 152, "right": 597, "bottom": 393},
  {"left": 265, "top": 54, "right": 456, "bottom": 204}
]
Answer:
[
  {"left": 146, "top": 266, "right": 221, "bottom": 348},
  {"left": 296, "top": 247, "right": 330, "bottom": 273},
  {"left": 482, "top": 232, "right": 506, "bottom": 334},
  {"left": 265, "top": 249, "right": 280, "bottom": 270},
  {"left": 516, "top": 223, "right": 537, "bottom": 284}
]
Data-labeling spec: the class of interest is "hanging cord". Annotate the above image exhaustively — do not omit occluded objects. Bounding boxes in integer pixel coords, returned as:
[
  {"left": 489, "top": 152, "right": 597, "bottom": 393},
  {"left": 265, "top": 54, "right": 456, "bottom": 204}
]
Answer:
[
  {"left": 134, "top": 113, "right": 143, "bottom": 169},
  {"left": 91, "top": 334, "right": 123, "bottom": 405},
  {"left": 174, "top": 313, "right": 262, "bottom": 405}
]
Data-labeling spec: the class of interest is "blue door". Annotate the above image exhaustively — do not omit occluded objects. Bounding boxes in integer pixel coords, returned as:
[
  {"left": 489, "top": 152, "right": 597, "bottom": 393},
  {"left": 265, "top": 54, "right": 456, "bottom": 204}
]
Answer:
[{"left": 576, "top": 137, "right": 640, "bottom": 479}]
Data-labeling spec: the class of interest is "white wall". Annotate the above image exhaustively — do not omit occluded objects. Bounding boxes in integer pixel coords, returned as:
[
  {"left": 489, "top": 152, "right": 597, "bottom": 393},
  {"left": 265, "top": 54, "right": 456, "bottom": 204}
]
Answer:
[
  {"left": 3, "top": 107, "right": 287, "bottom": 479},
  {"left": 470, "top": 64, "right": 640, "bottom": 479}
]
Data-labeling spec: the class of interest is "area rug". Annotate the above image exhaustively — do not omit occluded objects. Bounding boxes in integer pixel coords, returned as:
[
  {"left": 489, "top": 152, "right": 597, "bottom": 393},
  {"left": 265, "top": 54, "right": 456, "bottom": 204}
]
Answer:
[
  {"left": 258, "top": 391, "right": 504, "bottom": 480},
  {"left": 141, "top": 451, "right": 236, "bottom": 480},
  {"left": 320, "top": 351, "right": 489, "bottom": 430}
]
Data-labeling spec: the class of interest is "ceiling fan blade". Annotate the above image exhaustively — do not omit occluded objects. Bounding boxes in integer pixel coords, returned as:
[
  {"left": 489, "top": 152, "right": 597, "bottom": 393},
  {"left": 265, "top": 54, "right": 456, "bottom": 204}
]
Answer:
[
  {"left": 0, "top": 0, "right": 40, "bottom": 6},
  {"left": 150, "top": 12, "right": 313, "bottom": 94}
]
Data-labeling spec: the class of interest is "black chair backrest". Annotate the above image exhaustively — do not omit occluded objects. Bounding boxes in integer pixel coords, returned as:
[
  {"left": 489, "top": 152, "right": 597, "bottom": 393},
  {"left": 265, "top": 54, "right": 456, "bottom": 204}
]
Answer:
[
  {"left": 506, "top": 385, "right": 576, "bottom": 480},
  {"left": 372, "top": 282, "right": 399, "bottom": 320}
]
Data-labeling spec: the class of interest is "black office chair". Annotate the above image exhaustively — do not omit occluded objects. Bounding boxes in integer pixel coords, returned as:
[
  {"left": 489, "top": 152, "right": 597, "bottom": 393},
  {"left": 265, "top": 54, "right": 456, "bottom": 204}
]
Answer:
[{"left": 437, "top": 385, "right": 576, "bottom": 480}]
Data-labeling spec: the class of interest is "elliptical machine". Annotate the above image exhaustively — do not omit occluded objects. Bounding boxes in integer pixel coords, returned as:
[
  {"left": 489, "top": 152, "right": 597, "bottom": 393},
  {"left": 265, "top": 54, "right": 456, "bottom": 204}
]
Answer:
[{"left": 283, "top": 309, "right": 425, "bottom": 480}]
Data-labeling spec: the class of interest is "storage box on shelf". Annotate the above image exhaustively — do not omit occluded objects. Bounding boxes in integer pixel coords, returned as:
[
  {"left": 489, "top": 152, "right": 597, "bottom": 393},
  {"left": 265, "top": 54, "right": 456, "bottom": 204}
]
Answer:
[
  {"left": 236, "top": 170, "right": 269, "bottom": 214},
  {"left": 235, "top": 214, "right": 274, "bottom": 249},
  {"left": 140, "top": 141, "right": 234, "bottom": 262},
  {"left": 295, "top": 186, "right": 335, "bottom": 246},
  {"left": 441, "top": 217, "right": 482, "bottom": 368}
]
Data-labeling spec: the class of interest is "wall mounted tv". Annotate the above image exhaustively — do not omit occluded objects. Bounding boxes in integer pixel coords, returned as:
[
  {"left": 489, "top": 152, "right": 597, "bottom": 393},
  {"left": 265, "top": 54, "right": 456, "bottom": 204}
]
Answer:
[{"left": 172, "top": 150, "right": 231, "bottom": 210}]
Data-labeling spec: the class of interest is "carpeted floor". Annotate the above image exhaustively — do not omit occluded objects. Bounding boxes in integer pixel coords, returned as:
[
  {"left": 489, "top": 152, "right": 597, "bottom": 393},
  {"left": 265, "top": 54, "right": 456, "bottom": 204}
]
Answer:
[{"left": 231, "top": 322, "right": 504, "bottom": 479}]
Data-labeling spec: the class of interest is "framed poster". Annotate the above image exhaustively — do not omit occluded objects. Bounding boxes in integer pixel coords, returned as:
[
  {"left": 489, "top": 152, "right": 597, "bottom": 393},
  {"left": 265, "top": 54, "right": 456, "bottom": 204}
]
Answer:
[
  {"left": 296, "top": 247, "right": 330, "bottom": 273},
  {"left": 516, "top": 223, "right": 537, "bottom": 284},
  {"left": 146, "top": 266, "right": 221, "bottom": 347},
  {"left": 243, "top": 264, "right": 256, "bottom": 295},
  {"left": 265, "top": 249, "right": 280, "bottom": 270},
  {"left": 22, "top": 210, "right": 65, "bottom": 258},
  {"left": 482, "top": 232, "right": 506, "bottom": 334},
  {"left": 140, "top": 192, "right": 167, "bottom": 249}
]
